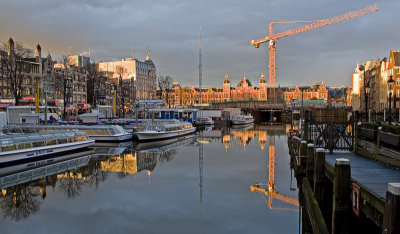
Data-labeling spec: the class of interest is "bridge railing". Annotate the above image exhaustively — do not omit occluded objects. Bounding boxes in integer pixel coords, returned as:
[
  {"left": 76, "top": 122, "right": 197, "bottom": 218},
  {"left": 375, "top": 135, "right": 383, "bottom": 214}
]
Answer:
[{"left": 302, "top": 109, "right": 355, "bottom": 153}]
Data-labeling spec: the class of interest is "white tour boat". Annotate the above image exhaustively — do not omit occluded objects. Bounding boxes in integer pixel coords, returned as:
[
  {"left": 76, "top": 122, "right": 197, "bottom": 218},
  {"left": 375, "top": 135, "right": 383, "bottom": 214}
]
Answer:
[
  {"left": 133, "top": 120, "right": 196, "bottom": 141},
  {"left": 134, "top": 134, "right": 196, "bottom": 152},
  {"left": 194, "top": 117, "right": 214, "bottom": 126},
  {"left": 0, "top": 153, "right": 91, "bottom": 189},
  {"left": 230, "top": 115, "right": 255, "bottom": 125},
  {"left": 5, "top": 124, "right": 132, "bottom": 142},
  {"left": 0, "top": 131, "right": 94, "bottom": 168}
]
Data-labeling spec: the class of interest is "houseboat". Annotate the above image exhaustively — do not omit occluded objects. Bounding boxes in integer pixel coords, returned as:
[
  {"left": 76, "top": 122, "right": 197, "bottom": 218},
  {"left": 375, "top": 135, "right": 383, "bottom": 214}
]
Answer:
[
  {"left": 4, "top": 124, "right": 132, "bottom": 142},
  {"left": 133, "top": 120, "right": 196, "bottom": 141},
  {"left": 230, "top": 115, "right": 255, "bottom": 125},
  {"left": 0, "top": 131, "right": 94, "bottom": 168}
]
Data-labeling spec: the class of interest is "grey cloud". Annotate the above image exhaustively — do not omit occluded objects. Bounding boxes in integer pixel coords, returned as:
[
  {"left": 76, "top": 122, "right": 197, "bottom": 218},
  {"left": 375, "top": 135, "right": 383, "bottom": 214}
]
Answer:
[{"left": 0, "top": 0, "right": 398, "bottom": 87}]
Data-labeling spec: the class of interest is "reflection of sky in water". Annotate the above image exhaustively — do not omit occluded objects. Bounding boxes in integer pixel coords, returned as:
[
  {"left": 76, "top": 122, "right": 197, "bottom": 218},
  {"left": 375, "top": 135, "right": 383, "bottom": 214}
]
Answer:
[{"left": 0, "top": 126, "right": 298, "bottom": 234}]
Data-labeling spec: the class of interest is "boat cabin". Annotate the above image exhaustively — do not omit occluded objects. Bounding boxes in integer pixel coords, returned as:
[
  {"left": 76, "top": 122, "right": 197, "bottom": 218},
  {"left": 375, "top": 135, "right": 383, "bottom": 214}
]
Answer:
[
  {"left": 0, "top": 131, "right": 90, "bottom": 153},
  {"left": 145, "top": 120, "right": 193, "bottom": 132},
  {"left": 78, "top": 113, "right": 102, "bottom": 124},
  {"left": 147, "top": 108, "right": 198, "bottom": 123},
  {"left": 20, "top": 113, "right": 41, "bottom": 124}
]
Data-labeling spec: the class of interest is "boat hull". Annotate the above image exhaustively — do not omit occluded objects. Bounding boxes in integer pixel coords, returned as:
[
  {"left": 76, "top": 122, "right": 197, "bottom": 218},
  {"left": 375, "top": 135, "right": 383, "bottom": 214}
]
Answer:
[
  {"left": 0, "top": 140, "right": 95, "bottom": 168},
  {"left": 89, "top": 133, "right": 133, "bottom": 141},
  {"left": 134, "top": 127, "right": 196, "bottom": 142},
  {"left": 231, "top": 119, "right": 255, "bottom": 125}
]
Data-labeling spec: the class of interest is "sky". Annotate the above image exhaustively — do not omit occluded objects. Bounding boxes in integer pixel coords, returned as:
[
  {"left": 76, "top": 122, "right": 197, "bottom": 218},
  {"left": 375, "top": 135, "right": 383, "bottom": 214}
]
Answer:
[{"left": 0, "top": 0, "right": 397, "bottom": 88}]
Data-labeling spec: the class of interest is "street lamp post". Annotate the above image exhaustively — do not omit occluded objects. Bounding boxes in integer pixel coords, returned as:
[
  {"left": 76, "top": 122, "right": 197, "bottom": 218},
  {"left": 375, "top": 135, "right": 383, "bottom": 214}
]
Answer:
[
  {"left": 388, "top": 75, "right": 395, "bottom": 125},
  {"left": 359, "top": 65, "right": 369, "bottom": 122},
  {"left": 365, "top": 82, "right": 371, "bottom": 122}
]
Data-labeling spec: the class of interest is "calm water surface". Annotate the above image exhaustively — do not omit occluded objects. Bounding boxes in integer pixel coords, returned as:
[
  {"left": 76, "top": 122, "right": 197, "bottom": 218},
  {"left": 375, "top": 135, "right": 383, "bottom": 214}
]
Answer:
[{"left": 0, "top": 125, "right": 299, "bottom": 234}]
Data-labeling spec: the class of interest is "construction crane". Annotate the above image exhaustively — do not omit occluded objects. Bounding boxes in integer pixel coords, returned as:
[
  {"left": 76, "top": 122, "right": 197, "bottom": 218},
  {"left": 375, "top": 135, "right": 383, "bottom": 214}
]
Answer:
[
  {"left": 250, "top": 132, "right": 299, "bottom": 210},
  {"left": 251, "top": 4, "right": 378, "bottom": 99}
]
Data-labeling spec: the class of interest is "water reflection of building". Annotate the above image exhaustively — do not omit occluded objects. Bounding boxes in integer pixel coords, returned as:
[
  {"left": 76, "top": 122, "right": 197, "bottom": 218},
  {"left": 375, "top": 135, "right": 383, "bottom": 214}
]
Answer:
[
  {"left": 223, "top": 135, "right": 231, "bottom": 152},
  {"left": 99, "top": 150, "right": 158, "bottom": 176},
  {"left": 230, "top": 129, "right": 267, "bottom": 151},
  {"left": 228, "top": 125, "right": 286, "bottom": 151},
  {"left": 100, "top": 152, "right": 138, "bottom": 175}
]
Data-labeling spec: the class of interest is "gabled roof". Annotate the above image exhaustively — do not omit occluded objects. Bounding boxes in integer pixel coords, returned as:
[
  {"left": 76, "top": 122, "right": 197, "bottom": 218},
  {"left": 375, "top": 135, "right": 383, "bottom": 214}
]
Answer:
[{"left": 237, "top": 79, "right": 252, "bottom": 87}]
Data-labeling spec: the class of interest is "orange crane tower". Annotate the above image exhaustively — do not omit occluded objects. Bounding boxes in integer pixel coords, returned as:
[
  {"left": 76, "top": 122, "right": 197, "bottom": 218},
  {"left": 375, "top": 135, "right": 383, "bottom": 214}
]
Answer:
[{"left": 251, "top": 4, "right": 378, "bottom": 99}]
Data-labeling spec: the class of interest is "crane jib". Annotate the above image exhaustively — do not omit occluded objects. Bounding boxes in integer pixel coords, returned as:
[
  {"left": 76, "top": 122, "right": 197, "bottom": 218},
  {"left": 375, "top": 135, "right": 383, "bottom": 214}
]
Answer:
[{"left": 250, "top": 4, "right": 378, "bottom": 99}]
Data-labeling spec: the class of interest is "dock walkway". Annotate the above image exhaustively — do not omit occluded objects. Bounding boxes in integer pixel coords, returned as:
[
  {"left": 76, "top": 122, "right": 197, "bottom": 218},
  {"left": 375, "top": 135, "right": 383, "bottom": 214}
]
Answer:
[{"left": 325, "top": 151, "right": 400, "bottom": 199}]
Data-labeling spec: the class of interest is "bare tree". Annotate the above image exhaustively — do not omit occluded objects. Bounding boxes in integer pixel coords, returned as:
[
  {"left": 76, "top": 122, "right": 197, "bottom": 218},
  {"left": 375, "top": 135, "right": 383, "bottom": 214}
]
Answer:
[
  {"left": 0, "top": 184, "right": 41, "bottom": 221},
  {"left": 0, "top": 40, "right": 33, "bottom": 105},
  {"left": 86, "top": 62, "right": 104, "bottom": 107},
  {"left": 158, "top": 75, "right": 173, "bottom": 107},
  {"left": 54, "top": 56, "right": 73, "bottom": 119},
  {"left": 115, "top": 65, "right": 128, "bottom": 117}
]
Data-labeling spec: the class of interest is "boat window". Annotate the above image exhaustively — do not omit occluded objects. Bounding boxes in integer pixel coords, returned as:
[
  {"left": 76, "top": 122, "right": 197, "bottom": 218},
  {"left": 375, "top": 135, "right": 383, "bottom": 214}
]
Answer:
[
  {"left": 45, "top": 139, "right": 57, "bottom": 146},
  {"left": 17, "top": 142, "right": 32, "bottom": 150},
  {"left": 32, "top": 141, "right": 45, "bottom": 147},
  {"left": 2, "top": 144, "right": 16, "bottom": 152},
  {"left": 57, "top": 138, "right": 68, "bottom": 144}
]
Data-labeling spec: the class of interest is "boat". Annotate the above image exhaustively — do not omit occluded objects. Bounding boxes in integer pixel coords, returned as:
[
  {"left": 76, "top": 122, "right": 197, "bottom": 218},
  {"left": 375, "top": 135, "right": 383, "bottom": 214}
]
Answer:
[
  {"left": 0, "top": 131, "right": 94, "bottom": 168},
  {"left": 4, "top": 124, "right": 132, "bottom": 142},
  {"left": 89, "top": 142, "right": 132, "bottom": 160},
  {"left": 230, "top": 115, "right": 255, "bottom": 125},
  {"left": 133, "top": 120, "right": 196, "bottom": 141},
  {"left": 134, "top": 134, "right": 196, "bottom": 152},
  {"left": 194, "top": 117, "right": 214, "bottom": 126},
  {"left": 0, "top": 152, "right": 91, "bottom": 189},
  {"left": 230, "top": 123, "right": 254, "bottom": 131},
  {"left": 0, "top": 148, "right": 93, "bottom": 177}
]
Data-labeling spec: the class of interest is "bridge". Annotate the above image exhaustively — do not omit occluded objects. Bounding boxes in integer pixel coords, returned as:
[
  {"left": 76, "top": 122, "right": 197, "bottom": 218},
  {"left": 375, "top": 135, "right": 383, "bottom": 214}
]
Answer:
[{"left": 209, "top": 100, "right": 288, "bottom": 123}]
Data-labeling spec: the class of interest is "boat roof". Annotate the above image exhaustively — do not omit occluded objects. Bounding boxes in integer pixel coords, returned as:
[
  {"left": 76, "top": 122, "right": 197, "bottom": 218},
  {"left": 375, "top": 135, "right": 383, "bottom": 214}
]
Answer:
[
  {"left": 78, "top": 113, "right": 102, "bottom": 117},
  {"left": 5, "top": 124, "right": 129, "bottom": 134},
  {"left": 147, "top": 108, "right": 198, "bottom": 112},
  {"left": 0, "top": 131, "right": 88, "bottom": 146}
]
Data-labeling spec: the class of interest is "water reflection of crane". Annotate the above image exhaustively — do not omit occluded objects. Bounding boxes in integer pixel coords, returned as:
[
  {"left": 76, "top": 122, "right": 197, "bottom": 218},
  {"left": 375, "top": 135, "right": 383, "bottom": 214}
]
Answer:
[{"left": 250, "top": 131, "right": 299, "bottom": 211}]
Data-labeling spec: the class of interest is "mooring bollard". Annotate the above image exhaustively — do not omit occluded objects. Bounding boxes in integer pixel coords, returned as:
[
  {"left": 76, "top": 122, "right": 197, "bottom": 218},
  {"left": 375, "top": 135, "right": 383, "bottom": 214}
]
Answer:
[
  {"left": 306, "top": 143, "right": 314, "bottom": 185},
  {"left": 332, "top": 158, "right": 351, "bottom": 234},
  {"left": 383, "top": 183, "right": 400, "bottom": 234}
]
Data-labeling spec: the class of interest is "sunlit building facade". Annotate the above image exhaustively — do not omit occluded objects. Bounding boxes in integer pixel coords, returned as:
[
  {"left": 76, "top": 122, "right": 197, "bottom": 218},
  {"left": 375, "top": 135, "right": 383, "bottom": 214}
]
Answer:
[
  {"left": 283, "top": 82, "right": 328, "bottom": 104},
  {"left": 165, "top": 72, "right": 268, "bottom": 106}
]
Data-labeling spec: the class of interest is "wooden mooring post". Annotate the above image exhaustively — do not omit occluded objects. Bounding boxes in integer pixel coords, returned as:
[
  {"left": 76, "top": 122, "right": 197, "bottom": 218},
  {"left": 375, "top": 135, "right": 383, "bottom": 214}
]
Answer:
[
  {"left": 299, "top": 141, "right": 307, "bottom": 177},
  {"left": 306, "top": 143, "right": 314, "bottom": 185},
  {"left": 332, "top": 158, "right": 351, "bottom": 234},
  {"left": 313, "top": 149, "right": 326, "bottom": 211},
  {"left": 383, "top": 183, "right": 400, "bottom": 234}
]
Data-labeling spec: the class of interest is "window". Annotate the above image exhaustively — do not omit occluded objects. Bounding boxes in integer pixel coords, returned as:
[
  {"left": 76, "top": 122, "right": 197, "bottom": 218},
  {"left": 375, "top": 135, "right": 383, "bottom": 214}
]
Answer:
[
  {"left": 397, "top": 78, "right": 400, "bottom": 86},
  {"left": 397, "top": 90, "right": 400, "bottom": 97}
]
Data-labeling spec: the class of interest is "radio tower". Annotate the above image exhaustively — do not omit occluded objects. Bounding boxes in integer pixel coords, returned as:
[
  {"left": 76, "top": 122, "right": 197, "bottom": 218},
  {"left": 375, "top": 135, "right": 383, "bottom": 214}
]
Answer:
[{"left": 199, "top": 27, "right": 202, "bottom": 89}]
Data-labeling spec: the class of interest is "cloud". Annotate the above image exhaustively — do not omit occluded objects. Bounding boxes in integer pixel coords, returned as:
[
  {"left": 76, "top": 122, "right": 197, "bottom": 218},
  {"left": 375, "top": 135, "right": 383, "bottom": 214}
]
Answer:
[{"left": 0, "top": 0, "right": 398, "bottom": 87}]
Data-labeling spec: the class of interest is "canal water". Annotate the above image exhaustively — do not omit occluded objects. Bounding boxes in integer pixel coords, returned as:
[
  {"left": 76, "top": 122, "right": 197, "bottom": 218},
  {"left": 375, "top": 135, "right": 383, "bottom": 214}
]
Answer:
[{"left": 0, "top": 125, "right": 299, "bottom": 234}]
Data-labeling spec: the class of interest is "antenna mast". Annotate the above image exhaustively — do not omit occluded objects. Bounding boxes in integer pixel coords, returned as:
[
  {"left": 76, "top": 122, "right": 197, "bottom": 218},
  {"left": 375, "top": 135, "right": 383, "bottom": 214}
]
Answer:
[{"left": 199, "top": 27, "right": 202, "bottom": 89}]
